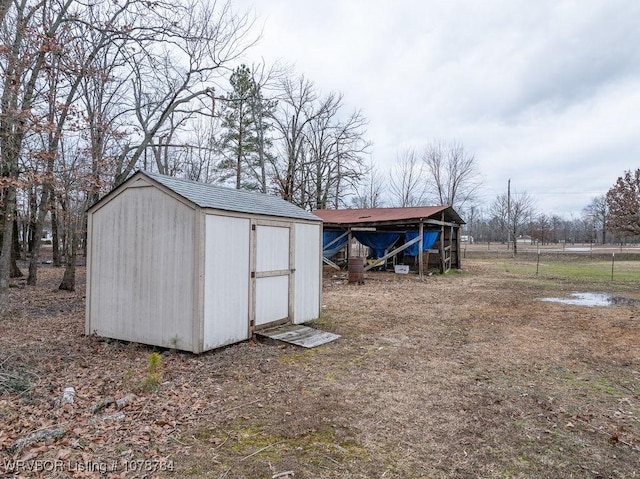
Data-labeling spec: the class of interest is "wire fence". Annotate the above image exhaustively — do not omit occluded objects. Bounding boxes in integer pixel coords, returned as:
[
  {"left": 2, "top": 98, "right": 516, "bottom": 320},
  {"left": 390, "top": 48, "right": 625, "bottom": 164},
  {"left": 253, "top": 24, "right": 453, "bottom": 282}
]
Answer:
[{"left": 461, "top": 242, "right": 640, "bottom": 262}]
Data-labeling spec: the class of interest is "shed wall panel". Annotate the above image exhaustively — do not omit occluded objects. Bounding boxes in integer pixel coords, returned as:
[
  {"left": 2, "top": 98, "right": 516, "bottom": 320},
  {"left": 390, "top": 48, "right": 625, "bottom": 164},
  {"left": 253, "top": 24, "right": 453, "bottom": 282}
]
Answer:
[
  {"left": 294, "top": 223, "right": 321, "bottom": 324},
  {"left": 255, "top": 225, "right": 290, "bottom": 271},
  {"left": 203, "top": 215, "right": 250, "bottom": 349},
  {"left": 88, "top": 186, "right": 196, "bottom": 350},
  {"left": 255, "top": 275, "right": 289, "bottom": 325}
]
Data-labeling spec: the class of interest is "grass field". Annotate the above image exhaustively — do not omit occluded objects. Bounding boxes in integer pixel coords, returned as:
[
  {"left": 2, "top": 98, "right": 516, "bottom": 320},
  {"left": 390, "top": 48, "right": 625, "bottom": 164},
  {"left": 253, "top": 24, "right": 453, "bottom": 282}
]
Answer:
[{"left": 476, "top": 256, "right": 640, "bottom": 285}]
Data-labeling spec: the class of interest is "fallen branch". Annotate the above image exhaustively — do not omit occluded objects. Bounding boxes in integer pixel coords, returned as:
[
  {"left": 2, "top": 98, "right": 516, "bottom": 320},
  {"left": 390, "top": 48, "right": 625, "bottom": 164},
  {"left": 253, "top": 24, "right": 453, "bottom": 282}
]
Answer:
[
  {"left": 11, "top": 428, "right": 65, "bottom": 453},
  {"left": 61, "top": 387, "right": 76, "bottom": 405},
  {"left": 240, "top": 441, "right": 283, "bottom": 462},
  {"left": 102, "top": 412, "right": 126, "bottom": 422},
  {"left": 89, "top": 397, "right": 115, "bottom": 414},
  {"left": 272, "top": 471, "right": 295, "bottom": 478},
  {"left": 116, "top": 393, "right": 136, "bottom": 409}
]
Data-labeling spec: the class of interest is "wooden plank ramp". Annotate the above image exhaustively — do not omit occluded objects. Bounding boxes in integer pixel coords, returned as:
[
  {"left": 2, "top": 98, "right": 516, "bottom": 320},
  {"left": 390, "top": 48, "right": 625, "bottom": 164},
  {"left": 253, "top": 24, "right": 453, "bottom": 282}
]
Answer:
[{"left": 256, "top": 324, "right": 340, "bottom": 348}]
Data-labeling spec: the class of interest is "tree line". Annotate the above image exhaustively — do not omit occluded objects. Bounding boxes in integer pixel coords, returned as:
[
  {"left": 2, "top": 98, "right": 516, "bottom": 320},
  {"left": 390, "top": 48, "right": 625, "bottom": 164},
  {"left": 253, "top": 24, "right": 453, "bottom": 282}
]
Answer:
[
  {"left": 0, "top": 0, "right": 374, "bottom": 314},
  {"left": 460, "top": 176, "right": 640, "bottom": 254},
  {"left": 1, "top": 0, "right": 638, "bottom": 316},
  {"left": 359, "top": 151, "right": 639, "bottom": 255}
]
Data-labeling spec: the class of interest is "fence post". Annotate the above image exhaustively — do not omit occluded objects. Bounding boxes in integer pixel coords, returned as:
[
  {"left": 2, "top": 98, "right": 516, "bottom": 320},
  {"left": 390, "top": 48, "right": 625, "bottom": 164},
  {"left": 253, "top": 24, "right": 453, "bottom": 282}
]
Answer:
[{"left": 611, "top": 252, "right": 615, "bottom": 281}]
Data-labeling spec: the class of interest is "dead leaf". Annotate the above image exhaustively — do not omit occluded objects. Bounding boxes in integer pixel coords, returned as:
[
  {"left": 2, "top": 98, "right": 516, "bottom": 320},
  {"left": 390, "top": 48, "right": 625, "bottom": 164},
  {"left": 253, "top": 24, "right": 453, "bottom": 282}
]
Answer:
[{"left": 56, "top": 448, "right": 72, "bottom": 460}]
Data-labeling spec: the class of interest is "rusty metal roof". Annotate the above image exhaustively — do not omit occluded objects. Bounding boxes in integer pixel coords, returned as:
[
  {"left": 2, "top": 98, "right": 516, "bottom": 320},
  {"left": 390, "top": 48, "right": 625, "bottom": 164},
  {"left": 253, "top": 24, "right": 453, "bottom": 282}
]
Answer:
[{"left": 314, "top": 206, "right": 464, "bottom": 225}]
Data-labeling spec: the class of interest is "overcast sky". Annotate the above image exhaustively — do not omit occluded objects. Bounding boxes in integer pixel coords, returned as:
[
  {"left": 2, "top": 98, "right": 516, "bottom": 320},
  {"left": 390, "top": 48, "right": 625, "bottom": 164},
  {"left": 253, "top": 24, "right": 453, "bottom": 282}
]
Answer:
[{"left": 234, "top": 0, "right": 640, "bottom": 217}]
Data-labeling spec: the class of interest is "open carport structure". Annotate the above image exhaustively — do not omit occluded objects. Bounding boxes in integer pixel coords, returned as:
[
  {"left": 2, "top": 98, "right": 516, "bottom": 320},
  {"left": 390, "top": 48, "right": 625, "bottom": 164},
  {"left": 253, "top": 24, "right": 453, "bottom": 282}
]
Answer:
[{"left": 314, "top": 206, "right": 465, "bottom": 278}]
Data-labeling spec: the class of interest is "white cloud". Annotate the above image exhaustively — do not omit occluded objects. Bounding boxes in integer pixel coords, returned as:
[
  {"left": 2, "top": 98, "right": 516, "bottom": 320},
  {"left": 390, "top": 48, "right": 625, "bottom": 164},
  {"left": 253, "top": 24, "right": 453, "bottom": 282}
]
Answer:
[{"left": 234, "top": 0, "right": 640, "bottom": 216}]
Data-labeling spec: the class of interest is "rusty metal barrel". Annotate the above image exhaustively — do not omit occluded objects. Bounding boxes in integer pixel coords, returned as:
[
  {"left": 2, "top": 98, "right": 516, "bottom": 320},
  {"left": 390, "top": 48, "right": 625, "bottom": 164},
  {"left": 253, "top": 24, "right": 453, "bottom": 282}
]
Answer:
[{"left": 347, "top": 257, "right": 364, "bottom": 284}]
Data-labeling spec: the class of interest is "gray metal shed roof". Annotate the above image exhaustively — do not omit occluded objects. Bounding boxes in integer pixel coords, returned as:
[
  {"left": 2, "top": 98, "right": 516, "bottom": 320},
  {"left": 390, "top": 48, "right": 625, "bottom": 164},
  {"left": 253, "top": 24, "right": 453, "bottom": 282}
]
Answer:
[{"left": 142, "top": 171, "right": 321, "bottom": 222}]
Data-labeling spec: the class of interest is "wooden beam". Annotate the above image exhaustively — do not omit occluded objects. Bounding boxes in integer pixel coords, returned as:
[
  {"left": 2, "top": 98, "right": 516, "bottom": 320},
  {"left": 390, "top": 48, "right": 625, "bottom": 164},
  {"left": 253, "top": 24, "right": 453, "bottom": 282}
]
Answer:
[
  {"left": 422, "top": 219, "right": 460, "bottom": 227},
  {"left": 440, "top": 212, "right": 445, "bottom": 274},
  {"left": 363, "top": 235, "right": 421, "bottom": 272},
  {"left": 322, "top": 218, "right": 461, "bottom": 229},
  {"left": 418, "top": 221, "right": 424, "bottom": 280},
  {"left": 322, "top": 256, "right": 341, "bottom": 270}
]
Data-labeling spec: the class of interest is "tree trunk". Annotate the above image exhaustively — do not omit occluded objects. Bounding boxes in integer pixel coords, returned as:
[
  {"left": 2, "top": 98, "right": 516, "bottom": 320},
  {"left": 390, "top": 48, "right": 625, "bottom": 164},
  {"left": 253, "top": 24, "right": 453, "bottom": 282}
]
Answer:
[
  {"left": 59, "top": 198, "right": 67, "bottom": 260},
  {"left": 10, "top": 220, "right": 22, "bottom": 278},
  {"left": 10, "top": 253, "right": 22, "bottom": 278},
  {"left": 0, "top": 187, "right": 17, "bottom": 314},
  {"left": 27, "top": 187, "right": 37, "bottom": 254},
  {"left": 12, "top": 218, "right": 21, "bottom": 258},
  {"left": 51, "top": 203, "right": 61, "bottom": 267},
  {"left": 27, "top": 184, "right": 53, "bottom": 285},
  {"left": 59, "top": 229, "right": 78, "bottom": 291}
]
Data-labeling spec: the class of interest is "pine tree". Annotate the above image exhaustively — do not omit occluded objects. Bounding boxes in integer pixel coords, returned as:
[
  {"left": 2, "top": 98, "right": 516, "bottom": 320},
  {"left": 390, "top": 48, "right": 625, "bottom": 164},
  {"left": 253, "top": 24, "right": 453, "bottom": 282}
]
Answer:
[{"left": 217, "top": 65, "right": 274, "bottom": 191}]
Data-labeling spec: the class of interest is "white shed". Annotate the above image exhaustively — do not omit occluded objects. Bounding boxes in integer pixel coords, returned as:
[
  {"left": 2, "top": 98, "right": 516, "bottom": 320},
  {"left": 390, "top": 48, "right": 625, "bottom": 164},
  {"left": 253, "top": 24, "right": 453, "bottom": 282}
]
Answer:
[{"left": 85, "top": 171, "right": 323, "bottom": 353}]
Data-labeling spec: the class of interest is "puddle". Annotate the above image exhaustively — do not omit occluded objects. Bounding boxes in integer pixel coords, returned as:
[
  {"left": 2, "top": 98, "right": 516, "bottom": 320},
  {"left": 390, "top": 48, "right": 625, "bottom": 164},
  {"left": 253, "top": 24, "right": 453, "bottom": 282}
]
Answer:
[
  {"left": 540, "top": 292, "right": 614, "bottom": 307},
  {"left": 540, "top": 292, "right": 640, "bottom": 307}
]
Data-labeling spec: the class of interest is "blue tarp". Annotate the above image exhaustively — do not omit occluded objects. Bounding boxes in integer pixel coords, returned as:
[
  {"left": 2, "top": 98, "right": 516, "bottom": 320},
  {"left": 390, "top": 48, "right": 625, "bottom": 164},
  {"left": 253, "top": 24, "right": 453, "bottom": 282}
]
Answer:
[
  {"left": 322, "top": 231, "right": 348, "bottom": 259},
  {"left": 324, "top": 230, "right": 439, "bottom": 259},
  {"left": 404, "top": 231, "right": 440, "bottom": 256},
  {"left": 353, "top": 232, "right": 401, "bottom": 258}
]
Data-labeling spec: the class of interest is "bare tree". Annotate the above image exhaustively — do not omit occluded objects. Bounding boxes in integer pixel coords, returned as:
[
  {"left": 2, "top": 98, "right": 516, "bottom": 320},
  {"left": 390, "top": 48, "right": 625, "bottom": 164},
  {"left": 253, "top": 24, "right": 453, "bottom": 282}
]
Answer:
[
  {"left": 305, "top": 92, "right": 342, "bottom": 209},
  {"left": 0, "top": 0, "right": 258, "bottom": 311},
  {"left": 78, "top": 27, "right": 131, "bottom": 205},
  {"left": 56, "top": 149, "right": 89, "bottom": 291},
  {"left": 490, "top": 190, "right": 536, "bottom": 255},
  {"left": 423, "top": 140, "right": 481, "bottom": 210},
  {"left": 388, "top": 149, "right": 425, "bottom": 207},
  {"left": 183, "top": 146, "right": 215, "bottom": 181},
  {"left": 462, "top": 204, "right": 480, "bottom": 239},
  {"left": 182, "top": 117, "right": 220, "bottom": 183},
  {"left": 304, "top": 93, "right": 369, "bottom": 210},
  {"left": 269, "top": 75, "right": 320, "bottom": 205},
  {"left": 0, "top": 0, "right": 11, "bottom": 24},
  {"left": 326, "top": 109, "right": 370, "bottom": 208},
  {"left": 583, "top": 195, "right": 608, "bottom": 244},
  {"left": 0, "top": 0, "right": 76, "bottom": 313},
  {"left": 535, "top": 214, "right": 551, "bottom": 245},
  {"left": 352, "top": 158, "right": 385, "bottom": 209},
  {"left": 26, "top": 0, "right": 129, "bottom": 285},
  {"left": 112, "top": 0, "right": 256, "bottom": 186}
]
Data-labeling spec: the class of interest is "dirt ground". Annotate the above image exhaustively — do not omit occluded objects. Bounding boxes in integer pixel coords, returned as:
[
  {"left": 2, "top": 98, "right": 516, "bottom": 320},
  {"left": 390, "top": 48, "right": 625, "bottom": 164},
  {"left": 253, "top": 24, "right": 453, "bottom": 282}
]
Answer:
[{"left": 1, "top": 258, "right": 639, "bottom": 478}]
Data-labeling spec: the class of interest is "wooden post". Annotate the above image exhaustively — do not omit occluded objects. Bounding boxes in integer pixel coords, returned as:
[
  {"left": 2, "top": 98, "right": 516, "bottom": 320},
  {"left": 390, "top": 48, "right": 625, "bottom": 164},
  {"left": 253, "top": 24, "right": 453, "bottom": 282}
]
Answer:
[
  {"left": 449, "top": 225, "right": 454, "bottom": 271},
  {"left": 418, "top": 221, "right": 424, "bottom": 280},
  {"left": 440, "top": 212, "right": 445, "bottom": 274}
]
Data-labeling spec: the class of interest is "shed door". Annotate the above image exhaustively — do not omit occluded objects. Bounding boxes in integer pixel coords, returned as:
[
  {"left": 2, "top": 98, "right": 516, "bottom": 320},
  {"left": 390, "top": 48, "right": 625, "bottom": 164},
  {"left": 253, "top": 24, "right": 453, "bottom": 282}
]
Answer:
[{"left": 253, "top": 223, "right": 292, "bottom": 328}]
